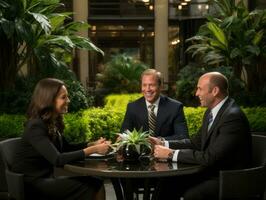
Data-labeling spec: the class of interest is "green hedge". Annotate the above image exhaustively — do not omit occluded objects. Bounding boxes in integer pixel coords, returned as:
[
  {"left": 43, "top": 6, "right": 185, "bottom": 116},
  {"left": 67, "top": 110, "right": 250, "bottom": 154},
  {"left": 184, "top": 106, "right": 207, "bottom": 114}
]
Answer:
[
  {"left": 104, "top": 93, "right": 142, "bottom": 110},
  {"left": 0, "top": 114, "right": 25, "bottom": 138},
  {"left": 0, "top": 106, "right": 265, "bottom": 142}
]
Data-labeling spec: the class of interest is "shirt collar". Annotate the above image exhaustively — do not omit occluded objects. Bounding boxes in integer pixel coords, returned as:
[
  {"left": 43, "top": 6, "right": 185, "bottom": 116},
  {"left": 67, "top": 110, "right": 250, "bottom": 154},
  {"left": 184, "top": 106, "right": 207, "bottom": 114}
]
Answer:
[
  {"left": 145, "top": 97, "right": 160, "bottom": 108},
  {"left": 211, "top": 96, "right": 228, "bottom": 120}
]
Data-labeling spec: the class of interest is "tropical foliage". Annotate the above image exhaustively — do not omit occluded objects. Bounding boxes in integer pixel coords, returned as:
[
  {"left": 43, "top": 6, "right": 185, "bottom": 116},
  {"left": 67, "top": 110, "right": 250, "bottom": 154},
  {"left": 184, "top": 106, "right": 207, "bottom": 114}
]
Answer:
[
  {"left": 0, "top": 0, "right": 103, "bottom": 90},
  {"left": 186, "top": 0, "right": 266, "bottom": 95},
  {"left": 175, "top": 64, "right": 247, "bottom": 106},
  {"left": 96, "top": 54, "right": 148, "bottom": 93},
  {"left": 112, "top": 129, "right": 151, "bottom": 154}
]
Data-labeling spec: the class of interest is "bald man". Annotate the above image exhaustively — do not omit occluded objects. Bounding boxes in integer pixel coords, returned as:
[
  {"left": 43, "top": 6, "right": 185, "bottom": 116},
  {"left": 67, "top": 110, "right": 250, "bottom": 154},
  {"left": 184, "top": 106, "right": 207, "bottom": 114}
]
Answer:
[{"left": 151, "top": 72, "right": 252, "bottom": 199}]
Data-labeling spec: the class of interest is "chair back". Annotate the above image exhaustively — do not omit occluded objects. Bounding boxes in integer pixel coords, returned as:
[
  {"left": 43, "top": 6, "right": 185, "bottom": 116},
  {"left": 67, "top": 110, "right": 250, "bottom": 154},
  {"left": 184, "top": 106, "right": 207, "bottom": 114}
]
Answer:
[
  {"left": 252, "top": 134, "right": 266, "bottom": 166},
  {"left": 0, "top": 137, "right": 25, "bottom": 200},
  {"left": 219, "top": 134, "right": 266, "bottom": 200}
]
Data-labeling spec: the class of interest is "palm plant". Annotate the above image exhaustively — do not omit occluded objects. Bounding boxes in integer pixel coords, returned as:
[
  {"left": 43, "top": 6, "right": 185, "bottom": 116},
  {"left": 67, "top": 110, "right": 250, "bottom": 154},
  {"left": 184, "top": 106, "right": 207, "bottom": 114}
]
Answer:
[
  {"left": 96, "top": 54, "right": 148, "bottom": 93},
  {"left": 0, "top": 0, "right": 103, "bottom": 90},
  {"left": 186, "top": 0, "right": 266, "bottom": 94}
]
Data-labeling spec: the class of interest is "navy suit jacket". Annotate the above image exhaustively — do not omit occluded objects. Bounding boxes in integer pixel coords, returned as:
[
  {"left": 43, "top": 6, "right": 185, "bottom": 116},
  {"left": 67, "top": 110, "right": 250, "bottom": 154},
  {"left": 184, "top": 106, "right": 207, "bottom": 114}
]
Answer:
[
  {"left": 169, "top": 98, "right": 252, "bottom": 174},
  {"left": 121, "top": 95, "right": 189, "bottom": 140}
]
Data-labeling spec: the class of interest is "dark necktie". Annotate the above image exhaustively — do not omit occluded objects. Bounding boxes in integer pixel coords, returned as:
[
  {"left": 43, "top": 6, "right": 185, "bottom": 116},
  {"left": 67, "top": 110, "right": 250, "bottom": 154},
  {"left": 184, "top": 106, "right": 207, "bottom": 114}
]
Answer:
[
  {"left": 207, "top": 112, "right": 213, "bottom": 131},
  {"left": 148, "top": 104, "right": 156, "bottom": 134}
]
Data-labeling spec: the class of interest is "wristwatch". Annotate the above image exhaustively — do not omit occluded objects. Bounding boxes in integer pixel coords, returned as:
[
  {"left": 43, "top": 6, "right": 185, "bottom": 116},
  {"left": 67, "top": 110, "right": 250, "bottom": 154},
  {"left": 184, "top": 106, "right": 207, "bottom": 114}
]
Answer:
[
  {"left": 158, "top": 137, "right": 165, "bottom": 145},
  {"left": 167, "top": 150, "right": 174, "bottom": 161}
]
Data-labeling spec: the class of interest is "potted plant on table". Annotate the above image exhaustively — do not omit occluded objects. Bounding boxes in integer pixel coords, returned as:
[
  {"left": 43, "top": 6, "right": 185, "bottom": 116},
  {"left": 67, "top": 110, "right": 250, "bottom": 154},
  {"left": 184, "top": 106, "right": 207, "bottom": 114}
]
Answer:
[{"left": 113, "top": 128, "right": 152, "bottom": 163}]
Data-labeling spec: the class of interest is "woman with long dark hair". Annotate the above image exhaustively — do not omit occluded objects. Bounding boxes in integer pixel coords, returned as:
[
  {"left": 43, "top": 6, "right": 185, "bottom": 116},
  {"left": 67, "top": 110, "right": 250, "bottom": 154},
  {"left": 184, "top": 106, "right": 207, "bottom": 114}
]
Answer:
[{"left": 12, "top": 78, "right": 110, "bottom": 200}]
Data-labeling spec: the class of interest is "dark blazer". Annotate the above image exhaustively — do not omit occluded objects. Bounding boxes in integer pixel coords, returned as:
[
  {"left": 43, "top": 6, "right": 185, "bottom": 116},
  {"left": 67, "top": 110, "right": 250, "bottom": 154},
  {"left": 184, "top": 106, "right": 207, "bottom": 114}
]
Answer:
[
  {"left": 12, "top": 119, "right": 86, "bottom": 182},
  {"left": 121, "top": 95, "right": 189, "bottom": 140},
  {"left": 169, "top": 98, "right": 252, "bottom": 174}
]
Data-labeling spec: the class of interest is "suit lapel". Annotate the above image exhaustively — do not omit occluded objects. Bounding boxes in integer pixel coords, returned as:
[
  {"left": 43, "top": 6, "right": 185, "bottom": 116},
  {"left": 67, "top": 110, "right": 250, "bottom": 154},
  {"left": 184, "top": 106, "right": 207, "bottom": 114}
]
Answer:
[{"left": 202, "top": 98, "right": 233, "bottom": 149}]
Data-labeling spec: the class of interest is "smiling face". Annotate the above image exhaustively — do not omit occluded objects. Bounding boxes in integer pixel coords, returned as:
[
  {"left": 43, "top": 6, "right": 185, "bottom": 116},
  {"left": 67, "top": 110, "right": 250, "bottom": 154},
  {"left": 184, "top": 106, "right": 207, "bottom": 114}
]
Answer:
[
  {"left": 54, "top": 85, "right": 70, "bottom": 114},
  {"left": 195, "top": 75, "right": 215, "bottom": 108},
  {"left": 141, "top": 74, "right": 161, "bottom": 104}
]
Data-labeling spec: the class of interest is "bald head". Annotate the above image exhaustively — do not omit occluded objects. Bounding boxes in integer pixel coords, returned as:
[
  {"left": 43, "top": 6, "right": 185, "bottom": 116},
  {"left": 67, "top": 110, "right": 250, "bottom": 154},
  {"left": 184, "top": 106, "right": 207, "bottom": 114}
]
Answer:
[{"left": 201, "top": 72, "right": 229, "bottom": 96}]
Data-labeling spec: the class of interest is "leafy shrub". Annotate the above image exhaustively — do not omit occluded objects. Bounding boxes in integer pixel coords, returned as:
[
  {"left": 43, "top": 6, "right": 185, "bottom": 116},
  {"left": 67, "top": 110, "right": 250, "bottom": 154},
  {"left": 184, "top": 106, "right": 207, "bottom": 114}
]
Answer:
[
  {"left": 184, "top": 107, "right": 206, "bottom": 137},
  {"left": 0, "top": 77, "right": 37, "bottom": 114},
  {"left": 243, "top": 107, "right": 266, "bottom": 132},
  {"left": 0, "top": 115, "right": 24, "bottom": 138},
  {"left": 96, "top": 54, "right": 148, "bottom": 93},
  {"left": 176, "top": 64, "right": 205, "bottom": 106},
  {"left": 176, "top": 64, "right": 247, "bottom": 106},
  {"left": 81, "top": 107, "right": 125, "bottom": 142},
  {"left": 63, "top": 112, "right": 88, "bottom": 143},
  {"left": 104, "top": 93, "right": 142, "bottom": 109},
  {"left": 0, "top": 66, "right": 92, "bottom": 114},
  {"left": 1, "top": 106, "right": 265, "bottom": 141}
]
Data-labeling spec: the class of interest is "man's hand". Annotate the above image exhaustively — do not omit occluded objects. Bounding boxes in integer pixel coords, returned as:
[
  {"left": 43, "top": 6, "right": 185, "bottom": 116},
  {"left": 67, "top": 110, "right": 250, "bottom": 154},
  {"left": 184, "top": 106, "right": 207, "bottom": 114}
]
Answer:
[
  {"left": 149, "top": 136, "right": 164, "bottom": 145},
  {"left": 153, "top": 145, "right": 173, "bottom": 159}
]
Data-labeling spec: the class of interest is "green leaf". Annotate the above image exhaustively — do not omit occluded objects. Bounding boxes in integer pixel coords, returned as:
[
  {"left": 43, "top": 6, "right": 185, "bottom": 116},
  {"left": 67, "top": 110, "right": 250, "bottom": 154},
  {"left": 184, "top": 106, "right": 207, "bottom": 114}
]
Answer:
[
  {"left": 70, "top": 36, "right": 104, "bottom": 55},
  {"left": 0, "top": 19, "right": 15, "bottom": 38},
  {"left": 29, "top": 12, "right": 51, "bottom": 34},
  {"left": 207, "top": 22, "right": 228, "bottom": 49},
  {"left": 245, "top": 45, "right": 260, "bottom": 56},
  {"left": 252, "top": 30, "right": 264, "bottom": 45}
]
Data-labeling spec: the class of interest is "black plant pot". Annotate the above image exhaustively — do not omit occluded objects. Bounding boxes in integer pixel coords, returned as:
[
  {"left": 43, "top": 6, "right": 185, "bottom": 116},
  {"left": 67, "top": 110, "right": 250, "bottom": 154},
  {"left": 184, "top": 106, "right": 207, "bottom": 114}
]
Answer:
[{"left": 122, "top": 145, "right": 140, "bottom": 163}]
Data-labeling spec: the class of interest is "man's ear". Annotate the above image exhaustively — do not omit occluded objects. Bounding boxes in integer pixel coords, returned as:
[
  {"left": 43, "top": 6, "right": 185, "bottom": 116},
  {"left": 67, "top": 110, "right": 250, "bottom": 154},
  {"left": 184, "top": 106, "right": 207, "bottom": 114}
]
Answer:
[{"left": 212, "top": 86, "right": 219, "bottom": 96}]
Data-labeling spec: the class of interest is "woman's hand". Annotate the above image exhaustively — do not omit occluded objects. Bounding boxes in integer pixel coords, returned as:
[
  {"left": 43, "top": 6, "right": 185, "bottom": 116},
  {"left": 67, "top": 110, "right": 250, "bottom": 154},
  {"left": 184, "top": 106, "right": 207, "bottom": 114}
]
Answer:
[
  {"left": 87, "top": 137, "right": 106, "bottom": 146},
  {"left": 94, "top": 137, "right": 106, "bottom": 145},
  {"left": 94, "top": 141, "right": 111, "bottom": 155},
  {"left": 84, "top": 140, "right": 111, "bottom": 156}
]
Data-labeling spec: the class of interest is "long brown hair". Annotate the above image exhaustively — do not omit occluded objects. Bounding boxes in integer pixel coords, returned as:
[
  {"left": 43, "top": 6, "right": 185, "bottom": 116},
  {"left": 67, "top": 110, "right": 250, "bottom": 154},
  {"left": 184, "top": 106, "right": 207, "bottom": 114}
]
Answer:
[{"left": 26, "top": 78, "right": 65, "bottom": 138}]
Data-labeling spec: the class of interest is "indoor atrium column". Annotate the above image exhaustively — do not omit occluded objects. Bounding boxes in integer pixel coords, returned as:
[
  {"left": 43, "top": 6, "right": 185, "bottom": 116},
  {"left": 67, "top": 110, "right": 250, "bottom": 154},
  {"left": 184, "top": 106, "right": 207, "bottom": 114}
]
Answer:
[
  {"left": 73, "top": 0, "right": 89, "bottom": 88},
  {"left": 154, "top": 0, "right": 169, "bottom": 88}
]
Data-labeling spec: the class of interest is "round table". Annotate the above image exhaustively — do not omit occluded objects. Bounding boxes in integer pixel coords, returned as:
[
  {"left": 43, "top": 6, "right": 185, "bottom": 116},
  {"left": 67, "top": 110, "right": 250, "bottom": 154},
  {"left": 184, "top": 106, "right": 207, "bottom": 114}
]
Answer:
[{"left": 64, "top": 155, "right": 204, "bottom": 200}]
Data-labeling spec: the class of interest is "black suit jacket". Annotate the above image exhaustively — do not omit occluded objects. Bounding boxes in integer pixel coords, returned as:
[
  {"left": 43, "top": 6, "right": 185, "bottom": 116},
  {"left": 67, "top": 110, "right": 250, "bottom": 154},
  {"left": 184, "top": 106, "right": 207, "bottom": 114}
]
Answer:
[
  {"left": 121, "top": 95, "right": 189, "bottom": 140},
  {"left": 12, "top": 119, "right": 86, "bottom": 182},
  {"left": 169, "top": 98, "right": 252, "bottom": 174}
]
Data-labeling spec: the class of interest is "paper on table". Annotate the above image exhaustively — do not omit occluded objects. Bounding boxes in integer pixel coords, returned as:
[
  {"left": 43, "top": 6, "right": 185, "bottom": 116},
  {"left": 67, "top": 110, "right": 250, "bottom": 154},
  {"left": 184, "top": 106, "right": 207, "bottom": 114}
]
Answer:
[{"left": 89, "top": 150, "right": 115, "bottom": 158}]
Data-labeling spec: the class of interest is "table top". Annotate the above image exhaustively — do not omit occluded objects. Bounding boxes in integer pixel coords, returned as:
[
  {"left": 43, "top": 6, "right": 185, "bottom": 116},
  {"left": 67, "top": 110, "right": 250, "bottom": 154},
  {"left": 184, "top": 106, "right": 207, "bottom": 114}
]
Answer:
[{"left": 64, "top": 155, "right": 204, "bottom": 178}]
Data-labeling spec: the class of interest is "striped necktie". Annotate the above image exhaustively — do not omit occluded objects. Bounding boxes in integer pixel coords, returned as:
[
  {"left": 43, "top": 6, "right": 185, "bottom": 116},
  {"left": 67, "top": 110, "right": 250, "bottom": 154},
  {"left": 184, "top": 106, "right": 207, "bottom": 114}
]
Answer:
[
  {"left": 148, "top": 104, "right": 156, "bottom": 134},
  {"left": 207, "top": 112, "right": 213, "bottom": 131}
]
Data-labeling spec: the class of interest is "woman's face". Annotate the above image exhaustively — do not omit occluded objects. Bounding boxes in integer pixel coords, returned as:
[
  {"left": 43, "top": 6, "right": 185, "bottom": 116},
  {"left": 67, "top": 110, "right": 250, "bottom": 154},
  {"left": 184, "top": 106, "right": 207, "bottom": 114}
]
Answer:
[{"left": 54, "top": 85, "right": 70, "bottom": 114}]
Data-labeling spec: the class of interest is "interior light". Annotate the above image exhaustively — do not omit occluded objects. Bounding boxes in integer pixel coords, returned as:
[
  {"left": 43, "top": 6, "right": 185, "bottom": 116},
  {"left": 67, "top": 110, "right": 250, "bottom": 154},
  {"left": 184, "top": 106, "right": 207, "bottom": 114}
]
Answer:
[{"left": 171, "top": 39, "right": 180, "bottom": 45}]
